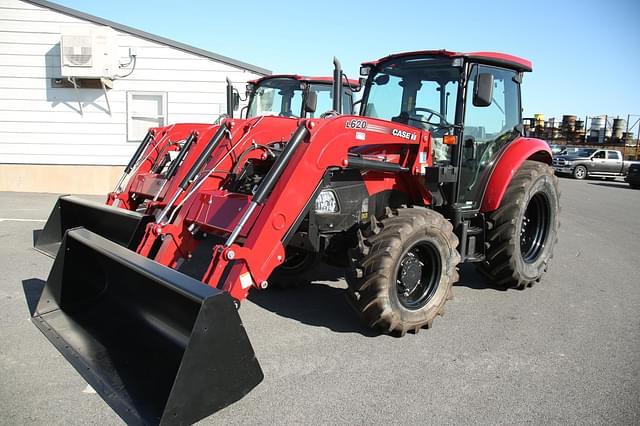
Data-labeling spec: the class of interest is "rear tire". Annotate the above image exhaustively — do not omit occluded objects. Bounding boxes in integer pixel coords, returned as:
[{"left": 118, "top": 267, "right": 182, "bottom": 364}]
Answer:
[
  {"left": 479, "top": 161, "right": 560, "bottom": 289},
  {"left": 629, "top": 183, "right": 640, "bottom": 189},
  {"left": 346, "top": 208, "right": 460, "bottom": 336},
  {"left": 573, "top": 165, "right": 587, "bottom": 180},
  {"left": 269, "top": 247, "right": 319, "bottom": 288}
]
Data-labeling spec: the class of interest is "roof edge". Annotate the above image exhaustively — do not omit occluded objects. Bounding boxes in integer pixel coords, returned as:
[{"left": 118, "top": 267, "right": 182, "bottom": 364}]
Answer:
[
  {"left": 249, "top": 74, "right": 360, "bottom": 87},
  {"left": 363, "top": 50, "right": 532, "bottom": 72},
  {"left": 23, "top": 0, "right": 271, "bottom": 76}
]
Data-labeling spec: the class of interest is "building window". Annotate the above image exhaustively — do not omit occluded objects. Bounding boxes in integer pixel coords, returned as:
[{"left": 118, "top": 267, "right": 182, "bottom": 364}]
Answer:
[{"left": 127, "top": 91, "right": 167, "bottom": 141}]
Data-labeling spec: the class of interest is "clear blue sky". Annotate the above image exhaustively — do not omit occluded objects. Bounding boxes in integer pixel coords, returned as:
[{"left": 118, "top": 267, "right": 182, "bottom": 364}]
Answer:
[{"left": 55, "top": 0, "right": 640, "bottom": 125}]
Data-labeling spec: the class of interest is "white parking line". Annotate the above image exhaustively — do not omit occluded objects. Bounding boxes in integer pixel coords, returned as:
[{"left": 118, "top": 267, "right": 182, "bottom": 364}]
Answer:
[{"left": 0, "top": 218, "right": 46, "bottom": 222}]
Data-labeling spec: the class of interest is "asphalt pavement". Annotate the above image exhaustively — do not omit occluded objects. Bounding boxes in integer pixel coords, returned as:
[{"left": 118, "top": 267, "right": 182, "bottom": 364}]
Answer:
[{"left": 0, "top": 177, "right": 638, "bottom": 425}]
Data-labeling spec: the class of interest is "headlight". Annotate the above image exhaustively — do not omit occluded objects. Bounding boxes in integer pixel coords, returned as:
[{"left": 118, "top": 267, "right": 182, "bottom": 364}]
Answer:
[
  {"left": 564, "top": 161, "right": 572, "bottom": 166},
  {"left": 314, "top": 190, "right": 339, "bottom": 213}
]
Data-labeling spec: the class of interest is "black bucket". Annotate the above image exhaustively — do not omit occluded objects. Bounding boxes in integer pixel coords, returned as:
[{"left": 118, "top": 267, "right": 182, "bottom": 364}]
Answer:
[
  {"left": 32, "top": 228, "right": 263, "bottom": 425},
  {"left": 34, "top": 195, "right": 154, "bottom": 258}
]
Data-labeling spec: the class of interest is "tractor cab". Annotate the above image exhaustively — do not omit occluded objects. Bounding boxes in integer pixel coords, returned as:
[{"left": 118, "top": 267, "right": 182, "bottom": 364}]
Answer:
[
  {"left": 358, "top": 51, "right": 531, "bottom": 209},
  {"left": 245, "top": 75, "right": 358, "bottom": 119}
]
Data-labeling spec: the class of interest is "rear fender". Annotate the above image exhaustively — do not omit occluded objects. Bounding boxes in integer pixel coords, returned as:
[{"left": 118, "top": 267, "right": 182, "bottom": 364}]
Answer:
[{"left": 480, "top": 137, "right": 552, "bottom": 212}]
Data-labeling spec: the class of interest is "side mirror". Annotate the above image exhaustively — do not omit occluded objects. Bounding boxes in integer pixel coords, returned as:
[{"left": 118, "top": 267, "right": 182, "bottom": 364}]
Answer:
[
  {"left": 473, "top": 73, "right": 493, "bottom": 107},
  {"left": 304, "top": 90, "right": 317, "bottom": 114},
  {"left": 232, "top": 92, "right": 240, "bottom": 111}
]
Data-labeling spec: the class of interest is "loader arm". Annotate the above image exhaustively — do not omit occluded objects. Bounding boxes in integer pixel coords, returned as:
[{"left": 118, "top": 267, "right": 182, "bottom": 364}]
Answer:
[
  {"left": 138, "top": 117, "right": 314, "bottom": 265},
  {"left": 195, "top": 116, "right": 433, "bottom": 301},
  {"left": 108, "top": 124, "right": 217, "bottom": 210}
]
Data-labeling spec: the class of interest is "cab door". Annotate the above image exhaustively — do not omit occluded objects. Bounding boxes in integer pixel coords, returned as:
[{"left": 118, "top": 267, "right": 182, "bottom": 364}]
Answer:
[
  {"left": 457, "top": 64, "right": 521, "bottom": 208},
  {"left": 605, "top": 150, "right": 623, "bottom": 173},
  {"left": 589, "top": 150, "right": 607, "bottom": 173}
]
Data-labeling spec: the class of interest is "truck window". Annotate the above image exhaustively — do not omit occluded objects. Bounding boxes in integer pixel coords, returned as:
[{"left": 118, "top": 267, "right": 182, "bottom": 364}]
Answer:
[
  {"left": 593, "top": 151, "right": 605, "bottom": 159},
  {"left": 607, "top": 151, "right": 620, "bottom": 160}
]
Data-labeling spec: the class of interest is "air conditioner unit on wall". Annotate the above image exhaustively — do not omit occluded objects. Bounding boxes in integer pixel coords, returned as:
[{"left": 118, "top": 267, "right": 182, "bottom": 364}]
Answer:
[{"left": 60, "top": 25, "right": 118, "bottom": 79}]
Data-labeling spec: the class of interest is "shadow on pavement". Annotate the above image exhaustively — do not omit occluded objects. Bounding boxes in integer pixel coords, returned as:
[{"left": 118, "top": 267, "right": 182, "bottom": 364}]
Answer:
[
  {"left": 249, "top": 282, "right": 380, "bottom": 337},
  {"left": 453, "top": 263, "right": 509, "bottom": 291},
  {"left": 22, "top": 278, "right": 45, "bottom": 316},
  {"left": 249, "top": 263, "right": 378, "bottom": 336},
  {"left": 588, "top": 182, "right": 630, "bottom": 190}
]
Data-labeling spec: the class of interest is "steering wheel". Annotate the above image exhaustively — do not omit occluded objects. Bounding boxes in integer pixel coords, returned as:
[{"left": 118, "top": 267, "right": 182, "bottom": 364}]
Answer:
[
  {"left": 320, "top": 110, "right": 340, "bottom": 119},
  {"left": 410, "top": 107, "right": 452, "bottom": 127}
]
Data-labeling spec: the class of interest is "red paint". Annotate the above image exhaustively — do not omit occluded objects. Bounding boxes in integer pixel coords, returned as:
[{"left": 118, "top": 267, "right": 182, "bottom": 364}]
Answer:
[{"left": 480, "top": 137, "right": 552, "bottom": 212}]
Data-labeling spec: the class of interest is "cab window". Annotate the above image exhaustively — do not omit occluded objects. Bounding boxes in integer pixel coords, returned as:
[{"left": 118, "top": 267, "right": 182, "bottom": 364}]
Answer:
[
  {"left": 593, "top": 151, "right": 605, "bottom": 159},
  {"left": 607, "top": 151, "right": 620, "bottom": 160}
]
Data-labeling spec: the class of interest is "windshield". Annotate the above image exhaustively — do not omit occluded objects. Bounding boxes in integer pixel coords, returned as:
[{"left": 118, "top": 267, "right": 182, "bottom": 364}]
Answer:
[
  {"left": 574, "top": 149, "right": 597, "bottom": 157},
  {"left": 362, "top": 57, "right": 460, "bottom": 129},
  {"left": 247, "top": 78, "right": 304, "bottom": 118},
  {"left": 246, "top": 78, "right": 351, "bottom": 118},
  {"left": 309, "top": 83, "right": 353, "bottom": 117},
  {"left": 362, "top": 57, "right": 461, "bottom": 161}
]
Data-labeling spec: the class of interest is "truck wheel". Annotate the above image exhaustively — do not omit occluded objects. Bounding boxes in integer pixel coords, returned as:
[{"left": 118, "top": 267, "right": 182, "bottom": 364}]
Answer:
[
  {"left": 629, "top": 183, "right": 640, "bottom": 189},
  {"left": 346, "top": 208, "right": 460, "bottom": 335},
  {"left": 269, "top": 247, "right": 319, "bottom": 288},
  {"left": 573, "top": 165, "right": 587, "bottom": 180},
  {"left": 479, "top": 161, "right": 560, "bottom": 289}
]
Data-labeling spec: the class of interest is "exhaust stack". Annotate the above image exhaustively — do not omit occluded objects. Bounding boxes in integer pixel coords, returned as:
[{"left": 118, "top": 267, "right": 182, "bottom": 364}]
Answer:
[
  {"left": 226, "top": 77, "right": 234, "bottom": 119},
  {"left": 332, "top": 57, "right": 343, "bottom": 113}
]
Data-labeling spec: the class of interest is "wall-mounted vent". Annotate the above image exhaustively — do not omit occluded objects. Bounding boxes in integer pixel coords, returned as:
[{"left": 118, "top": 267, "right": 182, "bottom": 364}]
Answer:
[{"left": 60, "top": 25, "right": 118, "bottom": 79}]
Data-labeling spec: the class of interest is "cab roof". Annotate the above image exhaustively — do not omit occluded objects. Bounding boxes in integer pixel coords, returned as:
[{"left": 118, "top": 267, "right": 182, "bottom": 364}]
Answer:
[
  {"left": 248, "top": 74, "right": 360, "bottom": 88},
  {"left": 363, "top": 50, "right": 532, "bottom": 72}
]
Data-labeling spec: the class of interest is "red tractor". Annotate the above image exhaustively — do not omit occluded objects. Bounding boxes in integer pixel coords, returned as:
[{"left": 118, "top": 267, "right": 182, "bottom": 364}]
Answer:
[
  {"left": 34, "top": 72, "right": 358, "bottom": 257},
  {"left": 32, "top": 51, "right": 559, "bottom": 425}
]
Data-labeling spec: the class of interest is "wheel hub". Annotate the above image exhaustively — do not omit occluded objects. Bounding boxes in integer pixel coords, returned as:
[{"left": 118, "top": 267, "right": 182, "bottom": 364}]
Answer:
[
  {"left": 397, "top": 253, "right": 423, "bottom": 296},
  {"left": 395, "top": 243, "right": 441, "bottom": 310}
]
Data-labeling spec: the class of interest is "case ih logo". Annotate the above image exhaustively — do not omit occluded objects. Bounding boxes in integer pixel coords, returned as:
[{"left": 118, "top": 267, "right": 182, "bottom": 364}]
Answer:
[{"left": 392, "top": 129, "right": 417, "bottom": 141}]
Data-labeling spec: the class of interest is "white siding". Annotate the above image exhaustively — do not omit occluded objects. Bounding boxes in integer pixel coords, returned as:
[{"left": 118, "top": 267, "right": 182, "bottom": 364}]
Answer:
[{"left": 0, "top": 0, "right": 265, "bottom": 165}]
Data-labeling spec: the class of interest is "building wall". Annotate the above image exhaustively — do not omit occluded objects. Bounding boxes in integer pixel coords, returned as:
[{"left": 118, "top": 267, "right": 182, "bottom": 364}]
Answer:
[{"left": 0, "top": 0, "right": 265, "bottom": 193}]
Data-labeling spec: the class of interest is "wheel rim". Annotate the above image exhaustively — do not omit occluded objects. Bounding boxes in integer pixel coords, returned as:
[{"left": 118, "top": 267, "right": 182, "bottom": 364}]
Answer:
[
  {"left": 520, "top": 192, "right": 551, "bottom": 263},
  {"left": 575, "top": 167, "right": 585, "bottom": 178},
  {"left": 396, "top": 242, "right": 441, "bottom": 310}
]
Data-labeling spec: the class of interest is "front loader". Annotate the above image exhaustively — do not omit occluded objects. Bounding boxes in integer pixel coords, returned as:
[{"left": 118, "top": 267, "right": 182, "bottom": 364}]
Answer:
[
  {"left": 33, "top": 51, "right": 559, "bottom": 424},
  {"left": 35, "top": 71, "right": 358, "bottom": 257}
]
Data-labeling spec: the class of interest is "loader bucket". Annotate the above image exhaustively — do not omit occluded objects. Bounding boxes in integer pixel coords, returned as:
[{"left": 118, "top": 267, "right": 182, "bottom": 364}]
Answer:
[
  {"left": 32, "top": 228, "right": 263, "bottom": 425},
  {"left": 34, "top": 195, "right": 154, "bottom": 258}
]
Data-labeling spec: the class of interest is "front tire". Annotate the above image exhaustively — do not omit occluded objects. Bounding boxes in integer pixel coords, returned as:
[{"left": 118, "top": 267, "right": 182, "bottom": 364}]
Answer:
[
  {"left": 479, "top": 161, "right": 560, "bottom": 289},
  {"left": 573, "top": 165, "right": 587, "bottom": 180},
  {"left": 346, "top": 208, "right": 460, "bottom": 335}
]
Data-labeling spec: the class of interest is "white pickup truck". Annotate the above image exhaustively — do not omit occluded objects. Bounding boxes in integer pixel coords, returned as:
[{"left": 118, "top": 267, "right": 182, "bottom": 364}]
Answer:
[{"left": 552, "top": 148, "right": 639, "bottom": 180}]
